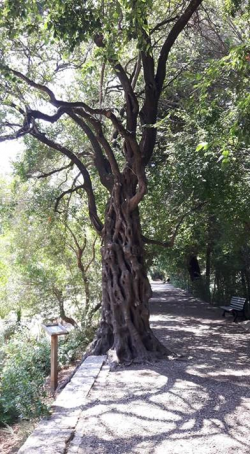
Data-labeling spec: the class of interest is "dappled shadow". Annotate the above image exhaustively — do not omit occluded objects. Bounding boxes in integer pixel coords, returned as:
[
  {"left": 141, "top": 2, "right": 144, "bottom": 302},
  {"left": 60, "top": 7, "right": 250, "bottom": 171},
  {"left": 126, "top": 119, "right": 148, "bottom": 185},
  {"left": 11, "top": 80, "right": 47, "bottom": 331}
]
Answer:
[
  {"left": 73, "top": 367, "right": 250, "bottom": 453},
  {"left": 69, "top": 283, "right": 250, "bottom": 453},
  {"left": 150, "top": 283, "right": 250, "bottom": 387}
]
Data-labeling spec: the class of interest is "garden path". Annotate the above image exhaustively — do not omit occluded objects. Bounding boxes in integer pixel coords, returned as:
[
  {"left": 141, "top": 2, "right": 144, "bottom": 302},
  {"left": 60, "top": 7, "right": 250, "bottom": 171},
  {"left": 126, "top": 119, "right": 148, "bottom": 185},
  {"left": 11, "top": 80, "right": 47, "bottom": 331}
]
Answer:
[{"left": 67, "top": 283, "right": 250, "bottom": 454}]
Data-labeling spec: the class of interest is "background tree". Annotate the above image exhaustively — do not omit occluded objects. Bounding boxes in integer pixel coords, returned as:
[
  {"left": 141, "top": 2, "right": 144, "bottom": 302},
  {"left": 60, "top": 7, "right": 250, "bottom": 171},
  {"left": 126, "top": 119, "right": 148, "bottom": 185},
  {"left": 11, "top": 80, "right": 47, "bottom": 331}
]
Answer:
[
  {"left": 140, "top": 1, "right": 250, "bottom": 303},
  {"left": 0, "top": 0, "right": 208, "bottom": 363},
  {"left": 0, "top": 173, "right": 102, "bottom": 324}
]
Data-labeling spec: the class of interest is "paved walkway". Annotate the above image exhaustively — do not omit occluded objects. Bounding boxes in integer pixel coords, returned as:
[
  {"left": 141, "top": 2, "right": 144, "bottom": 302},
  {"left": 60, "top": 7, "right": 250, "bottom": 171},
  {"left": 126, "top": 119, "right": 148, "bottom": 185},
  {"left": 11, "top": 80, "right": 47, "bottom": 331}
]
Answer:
[
  {"left": 67, "top": 283, "right": 250, "bottom": 454},
  {"left": 18, "top": 356, "right": 107, "bottom": 454},
  {"left": 19, "top": 283, "right": 250, "bottom": 454}
]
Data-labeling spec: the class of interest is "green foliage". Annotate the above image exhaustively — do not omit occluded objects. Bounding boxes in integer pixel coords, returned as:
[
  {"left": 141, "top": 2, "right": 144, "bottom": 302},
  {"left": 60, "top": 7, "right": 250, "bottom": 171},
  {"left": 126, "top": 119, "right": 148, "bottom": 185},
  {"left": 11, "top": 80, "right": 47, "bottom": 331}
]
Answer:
[
  {"left": 58, "top": 325, "right": 96, "bottom": 365},
  {"left": 0, "top": 0, "right": 154, "bottom": 55},
  {"left": 224, "top": 0, "right": 249, "bottom": 16},
  {"left": 140, "top": 3, "right": 250, "bottom": 303},
  {"left": 0, "top": 170, "right": 102, "bottom": 322},
  {"left": 0, "top": 328, "right": 50, "bottom": 425},
  {"left": 0, "top": 0, "right": 249, "bottom": 373}
]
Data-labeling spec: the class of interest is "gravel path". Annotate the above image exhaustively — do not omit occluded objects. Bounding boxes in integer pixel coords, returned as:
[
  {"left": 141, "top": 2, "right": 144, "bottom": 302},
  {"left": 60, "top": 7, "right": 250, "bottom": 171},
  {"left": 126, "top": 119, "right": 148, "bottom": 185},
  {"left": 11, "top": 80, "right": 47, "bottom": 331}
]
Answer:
[{"left": 67, "top": 283, "right": 250, "bottom": 454}]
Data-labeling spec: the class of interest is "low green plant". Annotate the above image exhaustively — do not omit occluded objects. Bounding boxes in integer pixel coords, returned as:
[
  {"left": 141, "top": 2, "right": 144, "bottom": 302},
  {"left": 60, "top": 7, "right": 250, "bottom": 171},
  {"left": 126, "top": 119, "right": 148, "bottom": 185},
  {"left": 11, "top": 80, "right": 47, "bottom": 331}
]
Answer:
[
  {"left": 0, "top": 328, "right": 50, "bottom": 425},
  {"left": 58, "top": 325, "right": 96, "bottom": 365}
]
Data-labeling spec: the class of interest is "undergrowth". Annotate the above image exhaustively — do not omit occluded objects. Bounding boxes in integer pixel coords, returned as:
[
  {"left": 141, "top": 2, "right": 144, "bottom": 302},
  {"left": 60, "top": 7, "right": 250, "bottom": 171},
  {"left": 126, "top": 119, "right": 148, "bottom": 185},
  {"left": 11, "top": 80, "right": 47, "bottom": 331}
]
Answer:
[{"left": 0, "top": 323, "right": 96, "bottom": 425}]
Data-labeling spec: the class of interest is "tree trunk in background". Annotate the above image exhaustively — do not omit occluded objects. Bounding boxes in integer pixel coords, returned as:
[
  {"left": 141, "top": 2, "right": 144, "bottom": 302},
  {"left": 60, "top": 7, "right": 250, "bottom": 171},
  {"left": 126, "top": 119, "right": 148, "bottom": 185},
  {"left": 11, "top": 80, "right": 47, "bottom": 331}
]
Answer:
[
  {"left": 53, "top": 287, "right": 77, "bottom": 326},
  {"left": 244, "top": 270, "right": 250, "bottom": 300},
  {"left": 241, "top": 270, "right": 247, "bottom": 297},
  {"left": 91, "top": 181, "right": 171, "bottom": 363},
  {"left": 188, "top": 255, "right": 201, "bottom": 281},
  {"left": 205, "top": 246, "right": 212, "bottom": 302}
]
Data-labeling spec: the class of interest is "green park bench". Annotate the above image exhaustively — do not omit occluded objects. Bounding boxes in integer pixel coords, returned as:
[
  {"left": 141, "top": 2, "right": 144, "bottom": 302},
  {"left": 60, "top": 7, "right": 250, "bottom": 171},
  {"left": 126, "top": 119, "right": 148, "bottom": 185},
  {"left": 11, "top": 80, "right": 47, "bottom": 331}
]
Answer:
[{"left": 221, "top": 296, "right": 247, "bottom": 322}]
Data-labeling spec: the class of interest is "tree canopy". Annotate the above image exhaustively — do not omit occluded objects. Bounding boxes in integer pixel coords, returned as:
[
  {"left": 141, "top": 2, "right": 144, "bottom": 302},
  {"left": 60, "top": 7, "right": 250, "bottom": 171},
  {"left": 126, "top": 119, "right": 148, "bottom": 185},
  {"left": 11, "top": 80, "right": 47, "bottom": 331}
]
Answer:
[{"left": 0, "top": 0, "right": 250, "bottom": 363}]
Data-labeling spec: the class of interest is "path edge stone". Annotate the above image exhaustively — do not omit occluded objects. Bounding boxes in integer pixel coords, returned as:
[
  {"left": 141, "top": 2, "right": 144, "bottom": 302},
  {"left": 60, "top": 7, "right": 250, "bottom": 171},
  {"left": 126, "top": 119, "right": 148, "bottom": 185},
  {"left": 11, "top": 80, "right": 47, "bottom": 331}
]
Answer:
[{"left": 18, "top": 355, "right": 107, "bottom": 454}]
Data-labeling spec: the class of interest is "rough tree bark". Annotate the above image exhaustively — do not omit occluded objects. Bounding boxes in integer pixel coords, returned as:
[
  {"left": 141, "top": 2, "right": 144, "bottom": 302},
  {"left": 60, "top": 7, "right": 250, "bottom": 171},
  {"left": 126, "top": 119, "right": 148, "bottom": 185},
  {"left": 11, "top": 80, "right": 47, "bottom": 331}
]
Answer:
[
  {"left": 92, "top": 177, "right": 170, "bottom": 362},
  {"left": 0, "top": 0, "right": 204, "bottom": 364}
]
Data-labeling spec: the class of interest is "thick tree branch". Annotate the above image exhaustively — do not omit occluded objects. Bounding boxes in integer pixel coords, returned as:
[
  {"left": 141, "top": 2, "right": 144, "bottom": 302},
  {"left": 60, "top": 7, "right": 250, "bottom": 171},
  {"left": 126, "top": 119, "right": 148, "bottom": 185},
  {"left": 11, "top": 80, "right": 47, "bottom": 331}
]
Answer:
[
  {"left": 75, "top": 108, "right": 121, "bottom": 179},
  {"left": 143, "top": 212, "right": 184, "bottom": 248},
  {"left": 31, "top": 126, "right": 103, "bottom": 233},
  {"left": 150, "top": 16, "right": 180, "bottom": 35},
  {"left": 0, "top": 75, "right": 120, "bottom": 209},
  {"left": 128, "top": 177, "right": 147, "bottom": 212},
  {"left": 3, "top": 68, "right": 119, "bottom": 187},
  {"left": 131, "top": 54, "right": 142, "bottom": 91},
  {"left": 93, "top": 37, "right": 139, "bottom": 133},
  {"left": 142, "top": 235, "right": 172, "bottom": 248},
  {"left": 5, "top": 67, "right": 57, "bottom": 103},
  {"left": 5, "top": 66, "right": 130, "bottom": 137},
  {"left": 67, "top": 111, "right": 114, "bottom": 191},
  {"left": 113, "top": 63, "right": 139, "bottom": 133},
  {"left": 139, "top": 0, "right": 203, "bottom": 166},
  {"left": 4, "top": 66, "right": 138, "bottom": 183},
  {"left": 0, "top": 131, "right": 26, "bottom": 142},
  {"left": 155, "top": 0, "right": 203, "bottom": 92},
  {"left": 26, "top": 107, "right": 68, "bottom": 124},
  {"left": 0, "top": 115, "right": 32, "bottom": 142}
]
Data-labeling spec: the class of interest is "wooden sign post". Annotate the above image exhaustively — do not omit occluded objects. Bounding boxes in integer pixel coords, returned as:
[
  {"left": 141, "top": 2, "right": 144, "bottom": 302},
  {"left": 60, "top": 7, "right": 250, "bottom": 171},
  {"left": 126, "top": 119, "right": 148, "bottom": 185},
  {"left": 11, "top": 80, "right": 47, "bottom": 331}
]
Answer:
[{"left": 42, "top": 323, "right": 68, "bottom": 392}]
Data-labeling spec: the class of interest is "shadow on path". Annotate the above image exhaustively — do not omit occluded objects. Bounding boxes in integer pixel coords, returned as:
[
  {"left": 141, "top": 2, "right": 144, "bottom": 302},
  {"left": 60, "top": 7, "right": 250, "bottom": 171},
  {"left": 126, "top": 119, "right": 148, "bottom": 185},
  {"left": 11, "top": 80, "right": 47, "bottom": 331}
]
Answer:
[{"left": 68, "top": 283, "right": 250, "bottom": 454}]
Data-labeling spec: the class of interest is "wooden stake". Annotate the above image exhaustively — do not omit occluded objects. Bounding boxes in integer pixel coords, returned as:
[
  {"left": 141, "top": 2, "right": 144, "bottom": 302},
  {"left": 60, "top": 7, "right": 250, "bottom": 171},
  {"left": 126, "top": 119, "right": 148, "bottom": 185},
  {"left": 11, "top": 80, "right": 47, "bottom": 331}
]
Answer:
[
  {"left": 51, "top": 335, "right": 58, "bottom": 392},
  {"left": 42, "top": 323, "right": 68, "bottom": 393}
]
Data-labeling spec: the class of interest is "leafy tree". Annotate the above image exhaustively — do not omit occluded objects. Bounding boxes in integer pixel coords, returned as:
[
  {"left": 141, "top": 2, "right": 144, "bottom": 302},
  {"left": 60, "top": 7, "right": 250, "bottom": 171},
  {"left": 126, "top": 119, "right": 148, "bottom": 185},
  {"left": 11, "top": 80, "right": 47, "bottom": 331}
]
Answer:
[
  {"left": 0, "top": 174, "right": 102, "bottom": 324},
  {"left": 0, "top": 0, "right": 247, "bottom": 362},
  {"left": 140, "top": 3, "right": 250, "bottom": 303}
]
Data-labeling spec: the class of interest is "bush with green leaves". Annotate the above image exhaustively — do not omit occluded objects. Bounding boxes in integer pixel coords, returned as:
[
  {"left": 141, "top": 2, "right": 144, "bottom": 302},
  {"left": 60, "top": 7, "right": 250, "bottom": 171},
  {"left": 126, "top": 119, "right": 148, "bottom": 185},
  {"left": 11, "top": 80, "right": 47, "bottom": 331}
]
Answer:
[
  {"left": 0, "top": 328, "right": 50, "bottom": 425},
  {"left": 58, "top": 325, "right": 96, "bottom": 366}
]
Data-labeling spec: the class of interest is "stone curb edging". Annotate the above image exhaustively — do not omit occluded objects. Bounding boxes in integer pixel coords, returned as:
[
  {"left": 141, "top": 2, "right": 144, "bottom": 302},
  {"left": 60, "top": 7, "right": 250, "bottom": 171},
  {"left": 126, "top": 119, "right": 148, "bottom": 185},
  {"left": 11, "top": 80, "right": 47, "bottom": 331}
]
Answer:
[{"left": 18, "top": 355, "right": 107, "bottom": 454}]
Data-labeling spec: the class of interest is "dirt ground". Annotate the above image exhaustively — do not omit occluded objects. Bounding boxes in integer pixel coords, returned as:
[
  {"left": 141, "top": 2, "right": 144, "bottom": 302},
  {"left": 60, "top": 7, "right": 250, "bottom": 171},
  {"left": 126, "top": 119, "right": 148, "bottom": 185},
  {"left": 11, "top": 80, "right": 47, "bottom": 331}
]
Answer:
[{"left": 68, "top": 283, "right": 250, "bottom": 454}]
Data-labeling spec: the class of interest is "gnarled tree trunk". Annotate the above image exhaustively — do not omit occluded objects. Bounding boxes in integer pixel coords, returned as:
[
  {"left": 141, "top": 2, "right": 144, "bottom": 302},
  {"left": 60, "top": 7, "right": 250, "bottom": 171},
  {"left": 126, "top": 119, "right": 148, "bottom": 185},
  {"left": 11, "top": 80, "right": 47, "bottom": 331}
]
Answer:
[
  {"left": 0, "top": 0, "right": 203, "bottom": 365},
  {"left": 91, "top": 177, "right": 171, "bottom": 363}
]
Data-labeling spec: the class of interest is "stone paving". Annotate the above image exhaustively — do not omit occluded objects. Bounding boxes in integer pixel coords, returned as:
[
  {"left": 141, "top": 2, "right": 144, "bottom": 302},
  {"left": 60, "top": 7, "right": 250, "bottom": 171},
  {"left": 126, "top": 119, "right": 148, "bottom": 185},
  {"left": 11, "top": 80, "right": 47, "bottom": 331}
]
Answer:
[
  {"left": 18, "top": 283, "right": 250, "bottom": 454},
  {"left": 18, "top": 356, "right": 106, "bottom": 454},
  {"left": 66, "top": 284, "right": 250, "bottom": 454}
]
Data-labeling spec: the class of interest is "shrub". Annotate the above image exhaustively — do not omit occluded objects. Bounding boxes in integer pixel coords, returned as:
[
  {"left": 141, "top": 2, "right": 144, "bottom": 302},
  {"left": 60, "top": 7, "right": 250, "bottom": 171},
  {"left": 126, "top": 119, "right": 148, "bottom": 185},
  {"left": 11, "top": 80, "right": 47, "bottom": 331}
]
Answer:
[
  {"left": 0, "top": 321, "right": 96, "bottom": 425},
  {"left": 58, "top": 325, "right": 95, "bottom": 365},
  {"left": 0, "top": 328, "right": 50, "bottom": 425},
  {"left": 150, "top": 267, "right": 165, "bottom": 281}
]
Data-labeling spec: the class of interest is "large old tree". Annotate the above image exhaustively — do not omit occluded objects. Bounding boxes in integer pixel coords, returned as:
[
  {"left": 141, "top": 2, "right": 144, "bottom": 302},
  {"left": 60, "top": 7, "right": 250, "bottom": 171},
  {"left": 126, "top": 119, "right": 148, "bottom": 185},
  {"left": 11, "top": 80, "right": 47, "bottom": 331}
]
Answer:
[{"left": 0, "top": 0, "right": 204, "bottom": 362}]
